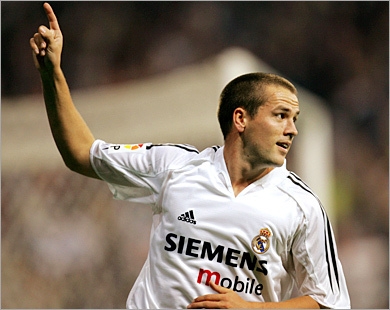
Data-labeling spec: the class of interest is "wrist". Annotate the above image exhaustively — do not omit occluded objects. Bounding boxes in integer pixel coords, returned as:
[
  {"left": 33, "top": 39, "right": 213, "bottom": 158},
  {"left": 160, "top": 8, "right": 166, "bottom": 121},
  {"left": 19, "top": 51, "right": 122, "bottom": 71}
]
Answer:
[
  {"left": 40, "top": 66, "right": 62, "bottom": 80},
  {"left": 246, "top": 301, "right": 266, "bottom": 309}
]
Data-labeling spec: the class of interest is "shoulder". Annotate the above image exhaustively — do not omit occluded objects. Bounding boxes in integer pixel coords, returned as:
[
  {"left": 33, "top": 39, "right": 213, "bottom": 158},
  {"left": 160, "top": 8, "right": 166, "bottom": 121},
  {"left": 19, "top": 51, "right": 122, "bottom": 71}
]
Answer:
[
  {"left": 145, "top": 143, "right": 200, "bottom": 163},
  {"left": 277, "top": 171, "right": 327, "bottom": 220},
  {"left": 91, "top": 140, "right": 221, "bottom": 167},
  {"left": 148, "top": 144, "right": 223, "bottom": 168},
  {"left": 91, "top": 140, "right": 203, "bottom": 174}
]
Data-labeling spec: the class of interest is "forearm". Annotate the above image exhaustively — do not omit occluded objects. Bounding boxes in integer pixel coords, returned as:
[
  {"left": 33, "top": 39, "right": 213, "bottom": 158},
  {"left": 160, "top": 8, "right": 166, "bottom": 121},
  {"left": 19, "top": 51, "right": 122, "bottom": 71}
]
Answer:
[
  {"left": 41, "top": 67, "right": 98, "bottom": 178},
  {"left": 248, "top": 296, "right": 321, "bottom": 309},
  {"left": 188, "top": 282, "right": 323, "bottom": 309}
]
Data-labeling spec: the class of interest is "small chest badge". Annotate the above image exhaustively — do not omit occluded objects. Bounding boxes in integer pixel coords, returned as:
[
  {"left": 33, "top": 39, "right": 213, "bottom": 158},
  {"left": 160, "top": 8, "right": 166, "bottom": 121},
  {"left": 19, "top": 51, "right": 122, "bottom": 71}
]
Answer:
[{"left": 252, "top": 228, "right": 272, "bottom": 254}]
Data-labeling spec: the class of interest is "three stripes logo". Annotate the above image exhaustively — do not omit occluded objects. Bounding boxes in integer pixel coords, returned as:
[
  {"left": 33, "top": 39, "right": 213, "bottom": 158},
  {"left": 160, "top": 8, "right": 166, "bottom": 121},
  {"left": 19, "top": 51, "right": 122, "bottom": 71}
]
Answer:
[{"left": 178, "top": 210, "right": 197, "bottom": 225}]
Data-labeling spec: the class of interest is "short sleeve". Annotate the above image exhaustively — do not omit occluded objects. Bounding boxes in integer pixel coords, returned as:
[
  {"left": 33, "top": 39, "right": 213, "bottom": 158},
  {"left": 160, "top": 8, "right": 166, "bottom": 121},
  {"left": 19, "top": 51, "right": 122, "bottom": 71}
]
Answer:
[
  {"left": 291, "top": 196, "right": 351, "bottom": 309},
  {"left": 90, "top": 139, "right": 196, "bottom": 205}
]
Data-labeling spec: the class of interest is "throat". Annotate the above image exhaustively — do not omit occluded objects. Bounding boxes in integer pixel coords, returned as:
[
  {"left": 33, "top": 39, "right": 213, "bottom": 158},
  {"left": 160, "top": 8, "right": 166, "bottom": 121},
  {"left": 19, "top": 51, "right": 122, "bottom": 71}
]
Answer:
[
  {"left": 232, "top": 183, "right": 250, "bottom": 197},
  {"left": 231, "top": 167, "right": 274, "bottom": 197}
]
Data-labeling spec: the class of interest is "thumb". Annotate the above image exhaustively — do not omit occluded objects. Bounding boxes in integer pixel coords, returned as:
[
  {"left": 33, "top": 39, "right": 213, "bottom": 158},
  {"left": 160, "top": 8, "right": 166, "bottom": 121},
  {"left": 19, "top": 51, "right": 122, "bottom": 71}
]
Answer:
[{"left": 209, "top": 281, "right": 232, "bottom": 294}]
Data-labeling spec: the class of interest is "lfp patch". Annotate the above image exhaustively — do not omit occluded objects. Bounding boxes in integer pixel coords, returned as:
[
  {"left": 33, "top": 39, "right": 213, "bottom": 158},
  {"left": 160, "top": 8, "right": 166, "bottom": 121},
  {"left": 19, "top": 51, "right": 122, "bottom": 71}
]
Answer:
[
  {"left": 252, "top": 228, "right": 272, "bottom": 254},
  {"left": 108, "top": 144, "right": 145, "bottom": 154}
]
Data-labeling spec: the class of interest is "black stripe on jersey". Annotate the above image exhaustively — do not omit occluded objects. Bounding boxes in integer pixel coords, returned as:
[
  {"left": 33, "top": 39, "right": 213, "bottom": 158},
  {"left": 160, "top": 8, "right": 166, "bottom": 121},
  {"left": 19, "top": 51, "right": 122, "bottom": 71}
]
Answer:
[
  {"left": 146, "top": 144, "right": 199, "bottom": 154},
  {"left": 287, "top": 173, "right": 340, "bottom": 292},
  {"left": 212, "top": 145, "right": 221, "bottom": 152},
  {"left": 326, "top": 217, "right": 340, "bottom": 290}
]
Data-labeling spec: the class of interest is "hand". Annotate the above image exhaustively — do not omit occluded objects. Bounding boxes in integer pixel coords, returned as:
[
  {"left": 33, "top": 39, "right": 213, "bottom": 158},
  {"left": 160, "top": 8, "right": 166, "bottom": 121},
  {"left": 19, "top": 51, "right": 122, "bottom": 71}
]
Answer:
[
  {"left": 30, "top": 2, "right": 63, "bottom": 73},
  {"left": 187, "top": 281, "right": 252, "bottom": 309}
]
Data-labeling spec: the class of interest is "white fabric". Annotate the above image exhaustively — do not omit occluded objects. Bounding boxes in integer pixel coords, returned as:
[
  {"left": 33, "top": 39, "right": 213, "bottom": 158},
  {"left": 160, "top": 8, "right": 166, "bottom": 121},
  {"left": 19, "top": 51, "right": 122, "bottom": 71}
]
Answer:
[{"left": 90, "top": 139, "right": 350, "bottom": 309}]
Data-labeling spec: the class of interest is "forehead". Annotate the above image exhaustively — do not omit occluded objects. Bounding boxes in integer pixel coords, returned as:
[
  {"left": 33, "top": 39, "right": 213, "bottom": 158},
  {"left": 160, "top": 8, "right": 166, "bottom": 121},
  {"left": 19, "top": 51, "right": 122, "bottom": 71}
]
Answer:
[{"left": 263, "top": 85, "right": 299, "bottom": 110}]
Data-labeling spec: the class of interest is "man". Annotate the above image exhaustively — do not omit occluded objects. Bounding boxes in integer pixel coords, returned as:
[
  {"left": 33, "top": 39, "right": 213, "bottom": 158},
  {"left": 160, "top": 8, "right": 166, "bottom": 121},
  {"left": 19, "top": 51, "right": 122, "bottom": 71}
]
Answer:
[{"left": 30, "top": 3, "right": 350, "bottom": 309}]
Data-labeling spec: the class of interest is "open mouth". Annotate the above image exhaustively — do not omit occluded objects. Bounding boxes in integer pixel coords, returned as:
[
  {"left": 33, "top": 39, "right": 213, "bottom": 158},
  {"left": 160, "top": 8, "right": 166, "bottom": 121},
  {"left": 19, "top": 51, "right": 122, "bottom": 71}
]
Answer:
[{"left": 276, "top": 142, "right": 289, "bottom": 150}]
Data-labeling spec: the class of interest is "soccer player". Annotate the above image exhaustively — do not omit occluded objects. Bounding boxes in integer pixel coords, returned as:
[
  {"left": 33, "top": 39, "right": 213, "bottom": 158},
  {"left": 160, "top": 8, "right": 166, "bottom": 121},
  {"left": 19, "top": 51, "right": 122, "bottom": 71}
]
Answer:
[{"left": 30, "top": 3, "right": 350, "bottom": 309}]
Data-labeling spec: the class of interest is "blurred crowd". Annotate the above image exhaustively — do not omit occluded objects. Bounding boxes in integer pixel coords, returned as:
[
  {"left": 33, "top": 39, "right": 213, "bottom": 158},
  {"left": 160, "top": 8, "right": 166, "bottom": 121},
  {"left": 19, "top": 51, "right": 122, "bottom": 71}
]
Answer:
[{"left": 2, "top": 1, "right": 388, "bottom": 308}]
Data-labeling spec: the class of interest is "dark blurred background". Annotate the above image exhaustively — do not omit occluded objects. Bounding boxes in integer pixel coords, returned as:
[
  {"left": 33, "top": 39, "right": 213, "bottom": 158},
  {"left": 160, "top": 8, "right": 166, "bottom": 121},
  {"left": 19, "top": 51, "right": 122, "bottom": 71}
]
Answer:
[{"left": 2, "top": 1, "right": 389, "bottom": 308}]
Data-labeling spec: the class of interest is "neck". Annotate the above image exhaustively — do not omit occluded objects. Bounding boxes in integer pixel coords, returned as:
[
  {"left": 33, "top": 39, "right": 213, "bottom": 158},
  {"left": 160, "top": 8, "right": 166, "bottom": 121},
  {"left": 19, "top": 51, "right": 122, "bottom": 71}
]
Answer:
[{"left": 223, "top": 137, "right": 274, "bottom": 196}]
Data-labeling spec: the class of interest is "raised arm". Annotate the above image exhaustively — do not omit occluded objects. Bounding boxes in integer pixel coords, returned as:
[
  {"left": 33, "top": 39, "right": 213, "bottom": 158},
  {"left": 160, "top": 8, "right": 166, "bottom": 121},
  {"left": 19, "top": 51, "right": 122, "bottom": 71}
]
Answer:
[{"left": 30, "top": 3, "right": 99, "bottom": 179}]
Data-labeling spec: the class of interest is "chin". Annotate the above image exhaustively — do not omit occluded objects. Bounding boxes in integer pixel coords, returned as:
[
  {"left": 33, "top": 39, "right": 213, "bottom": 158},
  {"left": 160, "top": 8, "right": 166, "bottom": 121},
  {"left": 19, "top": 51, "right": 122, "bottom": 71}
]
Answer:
[
  {"left": 268, "top": 156, "right": 285, "bottom": 167},
  {"left": 273, "top": 162, "right": 284, "bottom": 168}
]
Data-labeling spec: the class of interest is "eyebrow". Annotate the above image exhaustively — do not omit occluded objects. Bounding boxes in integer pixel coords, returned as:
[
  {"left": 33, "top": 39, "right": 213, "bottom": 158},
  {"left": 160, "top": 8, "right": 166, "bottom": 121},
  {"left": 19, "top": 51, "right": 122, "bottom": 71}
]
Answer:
[{"left": 274, "top": 106, "right": 300, "bottom": 116}]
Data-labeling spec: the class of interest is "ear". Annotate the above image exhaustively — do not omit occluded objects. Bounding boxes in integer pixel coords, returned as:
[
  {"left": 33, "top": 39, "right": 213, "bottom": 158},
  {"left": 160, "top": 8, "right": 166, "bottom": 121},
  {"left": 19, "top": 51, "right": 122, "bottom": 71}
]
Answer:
[{"left": 232, "top": 107, "right": 247, "bottom": 133}]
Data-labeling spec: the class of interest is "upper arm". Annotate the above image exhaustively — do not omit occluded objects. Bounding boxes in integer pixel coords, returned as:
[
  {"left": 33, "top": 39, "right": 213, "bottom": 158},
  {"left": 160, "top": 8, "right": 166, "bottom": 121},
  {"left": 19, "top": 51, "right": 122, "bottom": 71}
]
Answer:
[
  {"left": 290, "top": 198, "right": 350, "bottom": 308},
  {"left": 89, "top": 140, "right": 197, "bottom": 203},
  {"left": 64, "top": 139, "right": 101, "bottom": 180}
]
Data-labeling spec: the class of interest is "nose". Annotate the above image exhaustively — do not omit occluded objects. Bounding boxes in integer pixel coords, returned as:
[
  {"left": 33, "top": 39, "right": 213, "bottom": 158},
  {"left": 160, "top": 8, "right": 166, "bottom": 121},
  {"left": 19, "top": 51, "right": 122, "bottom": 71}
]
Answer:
[{"left": 285, "top": 119, "right": 298, "bottom": 139}]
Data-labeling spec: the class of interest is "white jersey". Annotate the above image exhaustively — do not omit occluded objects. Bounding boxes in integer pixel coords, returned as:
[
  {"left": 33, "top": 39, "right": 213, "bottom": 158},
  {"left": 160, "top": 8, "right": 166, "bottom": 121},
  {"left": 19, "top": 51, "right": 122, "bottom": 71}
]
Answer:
[{"left": 90, "top": 139, "right": 350, "bottom": 309}]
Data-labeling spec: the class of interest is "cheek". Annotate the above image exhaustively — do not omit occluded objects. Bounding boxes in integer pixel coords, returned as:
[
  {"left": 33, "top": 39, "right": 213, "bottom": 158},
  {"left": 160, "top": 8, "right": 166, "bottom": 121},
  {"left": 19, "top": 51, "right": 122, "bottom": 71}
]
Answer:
[{"left": 253, "top": 120, "right": 280, "bottom": 139}]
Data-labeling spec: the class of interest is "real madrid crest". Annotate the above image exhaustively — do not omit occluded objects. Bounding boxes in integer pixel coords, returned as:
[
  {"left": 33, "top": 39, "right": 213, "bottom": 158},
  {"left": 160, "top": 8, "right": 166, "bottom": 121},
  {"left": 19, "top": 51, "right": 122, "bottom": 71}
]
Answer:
[{"left": 252, "top": 228, "right": 272, "bottom": 254}]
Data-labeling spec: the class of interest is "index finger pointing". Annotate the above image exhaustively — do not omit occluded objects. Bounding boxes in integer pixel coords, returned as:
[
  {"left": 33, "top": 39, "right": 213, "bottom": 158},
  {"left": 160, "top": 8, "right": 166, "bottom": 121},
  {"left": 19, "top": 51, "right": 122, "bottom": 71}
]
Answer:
[{"left": 43, "top": 2, "right": 60, "bottom": 31}]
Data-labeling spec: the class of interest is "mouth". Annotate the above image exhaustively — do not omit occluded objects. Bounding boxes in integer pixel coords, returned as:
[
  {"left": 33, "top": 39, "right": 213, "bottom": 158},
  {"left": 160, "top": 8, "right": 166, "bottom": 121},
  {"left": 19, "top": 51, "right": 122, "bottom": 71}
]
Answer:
[{"left": 276, "top": 142, "right": 290, "bottom": 152}]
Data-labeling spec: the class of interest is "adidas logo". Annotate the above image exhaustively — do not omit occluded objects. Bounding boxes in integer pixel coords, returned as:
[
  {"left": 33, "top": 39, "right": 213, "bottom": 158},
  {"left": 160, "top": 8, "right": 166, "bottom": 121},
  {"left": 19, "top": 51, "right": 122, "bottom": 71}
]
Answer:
[{"left": 177, "top": 210, "right": 197, "bottom": 225}]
